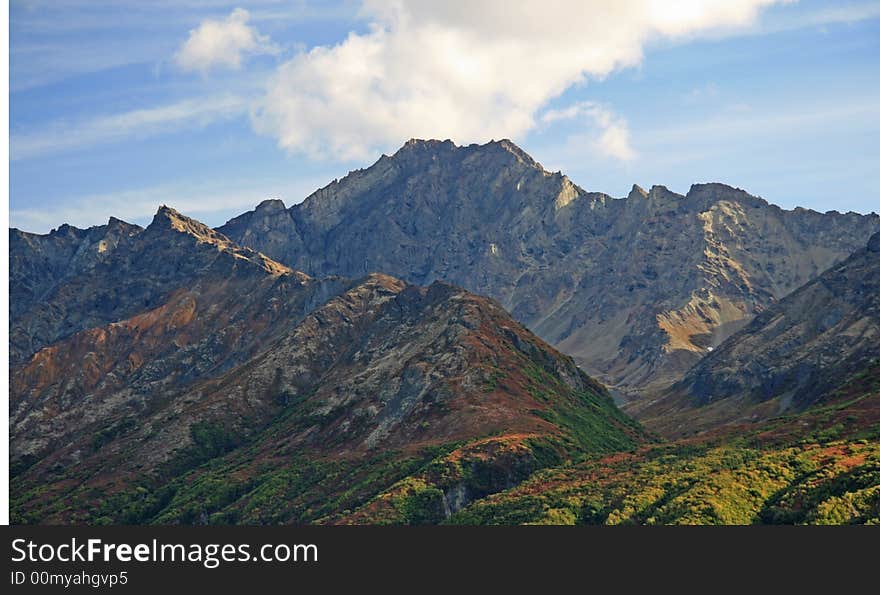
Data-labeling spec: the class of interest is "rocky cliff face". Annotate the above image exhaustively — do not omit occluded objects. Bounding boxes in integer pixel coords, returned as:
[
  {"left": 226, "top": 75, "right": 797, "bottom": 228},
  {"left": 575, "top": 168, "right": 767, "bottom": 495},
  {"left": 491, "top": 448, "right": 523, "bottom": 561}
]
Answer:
[
  {"left": 9, "top": 206, "right": 299, "bottom": 363},
  {"left": 10, "top": 217, "right": 143, "bottom": 320},
  {"left": 636, "top": 232, "right": 880, "bottom": 437},
  {"left": 219, "top": 139, "right": 880, "bottom": 396}
]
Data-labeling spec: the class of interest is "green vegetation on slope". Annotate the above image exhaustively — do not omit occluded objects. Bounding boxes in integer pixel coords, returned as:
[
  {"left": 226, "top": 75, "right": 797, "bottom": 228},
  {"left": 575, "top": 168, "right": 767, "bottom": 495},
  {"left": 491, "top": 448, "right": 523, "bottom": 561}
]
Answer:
[
  {"left": 521, "top": 363, "right": 643, "bottom": 455},
  {"left": 447, "top": 371, "right": 880, "bottom": 526},
  {"left": 448, "top": 440, "right": 880, "bottom": 525},
  {"left": 13, "top": 358, "right": 876, "bottom": 526},
  {"left": 11, "top": 355, "right": 643, "bottom": 525}
]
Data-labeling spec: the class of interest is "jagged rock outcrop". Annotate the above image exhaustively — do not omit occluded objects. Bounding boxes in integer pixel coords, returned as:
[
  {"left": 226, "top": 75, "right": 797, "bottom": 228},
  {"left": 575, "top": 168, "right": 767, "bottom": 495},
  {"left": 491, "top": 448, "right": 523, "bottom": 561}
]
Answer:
[
  {"left": 9, "top": 206, "right": 296, "bottom": 363},
  {"left": 10, "top": 217, "right": 143, "bottom": 321},
  {"left": 218, "top": 139, "right": 880, "bottom": 396}
]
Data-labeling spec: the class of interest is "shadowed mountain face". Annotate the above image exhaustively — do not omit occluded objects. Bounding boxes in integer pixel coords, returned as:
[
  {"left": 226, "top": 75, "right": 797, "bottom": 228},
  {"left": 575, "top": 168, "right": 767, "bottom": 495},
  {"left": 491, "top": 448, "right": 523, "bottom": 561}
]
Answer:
[
  {"left": 10, "top": 217, "right": 143, "bottom": 320},
  {"left": 10, "top": 208, "right": 643, "bottom": 524},
  {"left": 218, "top": 139, "right": 880, "bottom": 396},
  {"left": 9, "top": 206, "right": 301, "bottom": 364},
  {"left": 635, "top": 232, "right": 880, "bottom": 438}
]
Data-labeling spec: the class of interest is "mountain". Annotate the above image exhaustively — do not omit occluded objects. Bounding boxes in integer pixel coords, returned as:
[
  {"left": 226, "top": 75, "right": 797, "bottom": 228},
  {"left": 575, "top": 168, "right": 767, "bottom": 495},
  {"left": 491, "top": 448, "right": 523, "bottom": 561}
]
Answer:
[
  {"left": 9, "top": 206, "right": 303, "bottom": 364},
  {"left": 10, "top": 209, "right": 644, "bottom": 524},
  {"left": 10, "top": 144, "right": 879, "bottom": 525},
  {"left": 11, "top": 206, "right": 351, "bottom": 464},
  {"left": 634, "top": 231, "right": 880, "bottom": 437},
  {"left": 10, "top": 217, "right": 142, "bottom": 320},
  {"left": 218, "top": 139, "right": 880, "bottom": 397}
]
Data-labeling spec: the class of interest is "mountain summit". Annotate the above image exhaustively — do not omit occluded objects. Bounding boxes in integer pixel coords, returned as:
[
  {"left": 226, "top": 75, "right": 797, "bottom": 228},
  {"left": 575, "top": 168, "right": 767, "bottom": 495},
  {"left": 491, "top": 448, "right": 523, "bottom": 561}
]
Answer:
[{"left": 219, "top": 139, "right": 880, "bottom": 397}]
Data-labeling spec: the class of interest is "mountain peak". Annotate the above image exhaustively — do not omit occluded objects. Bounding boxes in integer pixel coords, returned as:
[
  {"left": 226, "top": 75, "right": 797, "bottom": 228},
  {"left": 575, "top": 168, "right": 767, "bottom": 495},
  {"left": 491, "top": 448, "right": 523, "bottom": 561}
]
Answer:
[
  {"left": 391, "top": 138, "right": 542, "bottom": 170},
  {"left": 397, "top": 138, "right": 456, "bottom": 153},
  {"left": 49, "top": 222, "right": 83, "bottom": 238},
  {"left": 686, "top": 182, "right": 770, "bottom": 208},
  {"left": 645, "top": 185, "right": 679, "bottom": 205},
  {"left": 489, "top": 138, "right": 541, "bottom": 168},
  {"left": 150, "top": 205, "right": 216, "bottom": 238},
  {"left": 628, "top": 184, "right": 648, "bottom": 199},
  {"left": 255, "top": 198, "right": 286, "bottom": 213},
  {"left": 148, "top": 205, "right": 293, "bottom": 276},
  {"left": 106, "top": 216, "right": 142, "bottom": 233}
]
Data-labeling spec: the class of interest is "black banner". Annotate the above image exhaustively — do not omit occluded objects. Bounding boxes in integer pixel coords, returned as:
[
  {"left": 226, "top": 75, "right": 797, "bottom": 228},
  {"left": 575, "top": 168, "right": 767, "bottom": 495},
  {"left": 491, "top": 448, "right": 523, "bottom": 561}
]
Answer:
[{"left": 1, "top": 525, "right": 874, "bottom": 592}]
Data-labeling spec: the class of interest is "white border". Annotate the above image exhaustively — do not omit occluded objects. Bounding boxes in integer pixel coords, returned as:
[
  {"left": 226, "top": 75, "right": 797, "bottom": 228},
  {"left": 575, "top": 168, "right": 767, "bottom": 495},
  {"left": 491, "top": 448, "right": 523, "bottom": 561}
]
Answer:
[{"left": 3, "top": 0, "right": 12, "bottom": 526}]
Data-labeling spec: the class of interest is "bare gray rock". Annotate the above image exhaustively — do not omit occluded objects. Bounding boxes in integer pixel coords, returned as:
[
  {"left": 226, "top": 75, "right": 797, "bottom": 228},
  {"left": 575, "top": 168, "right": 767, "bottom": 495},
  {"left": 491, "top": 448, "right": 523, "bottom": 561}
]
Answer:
[{"left": 679, "top": 231, "right": 880, "bottom": 408}]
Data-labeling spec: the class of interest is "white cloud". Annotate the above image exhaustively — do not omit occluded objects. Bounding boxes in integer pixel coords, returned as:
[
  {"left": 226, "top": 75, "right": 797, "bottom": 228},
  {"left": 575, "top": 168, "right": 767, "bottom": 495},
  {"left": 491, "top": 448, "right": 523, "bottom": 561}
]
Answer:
[
  {"left": 11, "top": 95, "right": 248, "bottom": 160},
  {"left": 251, "top": 0, "right": 788, "bottom": 160},
  {"left": 541, "top": 101, "right": 636, "bottom": 161},
  {"left": 540, "top": 104, "right": 585, "bottom": 125},
  {"left": 174, "top": 7, "right": 279, "bottom": 73}
]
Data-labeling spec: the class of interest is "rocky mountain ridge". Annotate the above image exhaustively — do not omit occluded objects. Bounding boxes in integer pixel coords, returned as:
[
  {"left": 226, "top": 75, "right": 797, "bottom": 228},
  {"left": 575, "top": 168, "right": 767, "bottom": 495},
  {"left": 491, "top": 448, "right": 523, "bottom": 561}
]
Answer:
[
  {"left": 9, "top": 206, "right": 302, "bottom": 364},
  {"left": 10, "top": 141, "right": 880, "bottom": 525},
  {"left": 217, "top": 139, "right": 880, "bottom": 396}
]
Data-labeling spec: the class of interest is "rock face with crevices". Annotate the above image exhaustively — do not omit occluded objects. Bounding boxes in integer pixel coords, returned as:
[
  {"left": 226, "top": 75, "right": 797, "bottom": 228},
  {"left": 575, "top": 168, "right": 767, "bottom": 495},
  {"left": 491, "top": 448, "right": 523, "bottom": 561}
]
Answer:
[
  {"left": 9, "top": 206, "right": 298, "bottom": 364},
  {"left": 10, "top": 217, "right": 143, "bottom": 321},
  {"left": 636, "top": 232, "right": 880, "bottom": 437},
  {"left": 219, "top": 139, "right": 880, "bottom": 396}
]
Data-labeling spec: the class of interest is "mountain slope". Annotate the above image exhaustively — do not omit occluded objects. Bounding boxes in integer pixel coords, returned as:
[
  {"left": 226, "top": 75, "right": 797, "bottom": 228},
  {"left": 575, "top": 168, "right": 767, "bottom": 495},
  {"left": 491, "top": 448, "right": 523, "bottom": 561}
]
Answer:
[
  {"left": 635, "top": 232, "right": 880, "bottom": 437},
  {"left": 10, "top": 217, "right": 143, "bottom": 319},
  {"left": 9, "top": 206, "right": 296, "bottom": 363},
  {"left": 11, "top": 206, "right": 354, "bottom": 462},
  {"left": 10, "top": 209, "right": 644, "bottom": 524},
  {"left": 218, "top": 139, "right": 879, "bottom": 396},
  {"left": 444, "top": 361, "right": 880, "bottom": 525}
]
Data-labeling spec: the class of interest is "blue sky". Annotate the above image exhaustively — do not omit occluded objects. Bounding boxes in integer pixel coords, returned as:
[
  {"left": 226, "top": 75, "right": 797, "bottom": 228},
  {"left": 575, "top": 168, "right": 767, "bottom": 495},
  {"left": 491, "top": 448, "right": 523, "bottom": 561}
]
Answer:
[{"left": 9, "top": 0, "right": 880, "bottom": 233}]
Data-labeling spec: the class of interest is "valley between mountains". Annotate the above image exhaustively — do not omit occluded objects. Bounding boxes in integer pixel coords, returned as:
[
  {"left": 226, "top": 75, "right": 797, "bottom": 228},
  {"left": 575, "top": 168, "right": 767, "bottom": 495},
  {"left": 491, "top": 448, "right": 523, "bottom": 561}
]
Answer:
[{"left": 10, "top": 140, "right": 880, "bottom": 525}]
